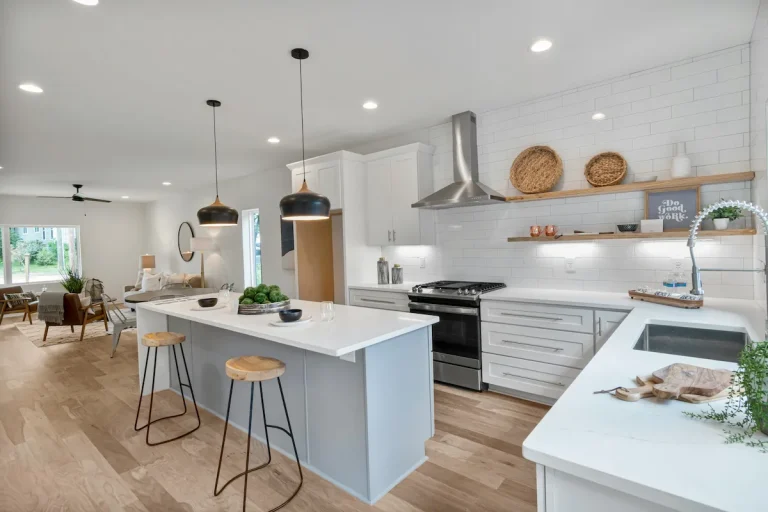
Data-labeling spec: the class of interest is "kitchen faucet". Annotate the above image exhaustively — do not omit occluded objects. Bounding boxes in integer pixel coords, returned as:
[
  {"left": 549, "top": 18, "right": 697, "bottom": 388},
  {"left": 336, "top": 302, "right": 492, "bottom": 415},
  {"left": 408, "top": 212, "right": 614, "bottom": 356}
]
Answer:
[{"left": 688, "top": 199, "right": 768, "bottom": 333}]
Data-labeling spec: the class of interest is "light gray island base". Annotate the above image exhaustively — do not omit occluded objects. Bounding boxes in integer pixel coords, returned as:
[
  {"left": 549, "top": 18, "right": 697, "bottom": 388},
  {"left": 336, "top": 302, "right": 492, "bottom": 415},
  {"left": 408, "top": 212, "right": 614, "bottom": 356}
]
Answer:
[{"left": 137, "top": 308, "right": 433, "bottom": 505}]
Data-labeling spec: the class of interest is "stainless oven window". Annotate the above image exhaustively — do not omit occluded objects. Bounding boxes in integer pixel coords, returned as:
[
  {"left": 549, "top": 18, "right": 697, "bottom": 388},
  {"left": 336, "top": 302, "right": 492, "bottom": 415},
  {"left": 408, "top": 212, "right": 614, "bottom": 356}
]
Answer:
[{"left": 410, "top": 306, "right": 480, "bottom": 362}]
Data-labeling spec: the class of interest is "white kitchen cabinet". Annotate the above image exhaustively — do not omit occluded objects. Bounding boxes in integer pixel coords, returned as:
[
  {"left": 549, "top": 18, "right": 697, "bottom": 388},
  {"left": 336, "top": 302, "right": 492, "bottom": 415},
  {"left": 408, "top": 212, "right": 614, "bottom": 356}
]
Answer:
[
  {"left": 594, "top": 310, "right": 628, "bottom": 353},
  {"left": 364, "top": 143, "right": 435, "bottom": 246},
  {"left": 348, "top": 288, "right": 410, "bottom": 312},
  {"left": 287, "top": 155, "right": 346, "bottom": 210}
]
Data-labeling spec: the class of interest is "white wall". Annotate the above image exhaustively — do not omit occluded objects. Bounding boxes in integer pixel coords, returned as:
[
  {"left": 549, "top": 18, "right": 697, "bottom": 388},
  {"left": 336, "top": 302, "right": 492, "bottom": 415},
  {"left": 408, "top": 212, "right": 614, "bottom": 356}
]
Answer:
[
  {"left": 355, "top": 45, "right": 757, "bottom": 298},
  {"left": 144, "top": 167, "right": 295, "bottom": 298},
  {"left": 0, "top": 195, "right": 146, "bottom": 299},
  {"left": 751, "top": 0, "right": 768, "bottom": 316}
]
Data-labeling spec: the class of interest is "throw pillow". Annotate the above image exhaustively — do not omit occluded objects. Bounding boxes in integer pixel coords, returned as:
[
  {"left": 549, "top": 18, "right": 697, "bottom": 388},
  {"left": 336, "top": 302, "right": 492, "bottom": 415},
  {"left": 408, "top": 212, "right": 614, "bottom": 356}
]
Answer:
[
  {"left": 141, "top": 273, "right": 164, "bottom": 292},
  {"left": 3, "top": 292, "right": 35, "bottom": 308},
  {"left": 166, "top": 273, "right": 185, "bottom": 285},
  {"left": 134, "top": 270, "right": 144, "bottom": 290}
]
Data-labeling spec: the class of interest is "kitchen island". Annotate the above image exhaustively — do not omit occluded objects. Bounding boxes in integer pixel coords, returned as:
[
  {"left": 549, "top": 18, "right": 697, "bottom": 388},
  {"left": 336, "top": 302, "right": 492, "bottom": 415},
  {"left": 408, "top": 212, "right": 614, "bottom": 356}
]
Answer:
[
  {"left": 485, "top": 289, "right": 767, "bottom": 512},
  {"left": 135, "top": 295, "right": 438, "bottom": 505}
]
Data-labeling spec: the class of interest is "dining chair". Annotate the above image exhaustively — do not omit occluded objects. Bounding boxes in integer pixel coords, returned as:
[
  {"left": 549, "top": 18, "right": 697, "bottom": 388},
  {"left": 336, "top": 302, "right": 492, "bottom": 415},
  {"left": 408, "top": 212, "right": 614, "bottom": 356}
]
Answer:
[{"left": 102, "top": 293, "right": 137, "bottom": 358}]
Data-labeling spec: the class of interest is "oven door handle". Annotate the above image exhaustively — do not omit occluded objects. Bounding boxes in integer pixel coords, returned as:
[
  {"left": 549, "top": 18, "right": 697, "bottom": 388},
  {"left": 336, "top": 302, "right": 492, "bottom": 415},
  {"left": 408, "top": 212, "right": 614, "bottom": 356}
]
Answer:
[{"left": 408, "top": 302, "right": 478, "bottom": 316}]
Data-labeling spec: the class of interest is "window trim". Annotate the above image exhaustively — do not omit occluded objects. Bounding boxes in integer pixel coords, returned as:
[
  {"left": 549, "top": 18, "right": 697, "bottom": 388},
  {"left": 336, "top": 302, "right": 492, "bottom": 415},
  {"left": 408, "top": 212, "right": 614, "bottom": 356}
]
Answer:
[
  {"left": 241, "top": 209, "right": 262, "bottom": 288},
  {"left": 0, "top": 225, "right": 83, "bottom": 286}
]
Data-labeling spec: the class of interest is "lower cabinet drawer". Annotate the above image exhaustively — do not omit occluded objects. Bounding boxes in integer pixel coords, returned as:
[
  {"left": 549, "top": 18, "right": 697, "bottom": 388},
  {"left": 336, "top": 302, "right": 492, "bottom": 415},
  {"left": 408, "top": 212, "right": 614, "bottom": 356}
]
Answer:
[
  {"left": 349, "top": 289, "right": 410, "bottom": 312},
  {"left": 482, "top": 321, "right": 593, "bottom": 368},
  {"left": 482, "top": 353, "right": 580, "bottom": 400},
  {"left": 481, "top": 300, "right": 594, "bottom": 333}
]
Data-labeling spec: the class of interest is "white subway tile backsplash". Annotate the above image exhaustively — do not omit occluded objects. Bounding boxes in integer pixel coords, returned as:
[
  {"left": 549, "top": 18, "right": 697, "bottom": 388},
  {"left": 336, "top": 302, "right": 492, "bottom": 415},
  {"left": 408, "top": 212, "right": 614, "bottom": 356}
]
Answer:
[{"left": 421, "top": 45, "right": 754, "bottom": 300}]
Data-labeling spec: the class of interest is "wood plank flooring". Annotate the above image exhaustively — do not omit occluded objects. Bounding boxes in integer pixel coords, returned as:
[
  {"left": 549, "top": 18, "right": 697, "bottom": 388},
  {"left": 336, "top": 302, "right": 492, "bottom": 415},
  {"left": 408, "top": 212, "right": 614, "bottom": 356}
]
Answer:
[{"left": 0, "top": 312, "right": 549, "bottom": 511}]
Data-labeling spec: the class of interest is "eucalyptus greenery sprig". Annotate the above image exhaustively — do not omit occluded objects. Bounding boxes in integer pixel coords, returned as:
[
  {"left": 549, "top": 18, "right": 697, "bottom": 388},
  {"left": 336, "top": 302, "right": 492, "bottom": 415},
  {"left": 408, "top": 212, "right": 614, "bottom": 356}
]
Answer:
[
  {"left": 684, "top": 341, "right": 768, "bottom": 452},
  {"left": 707, "top": 205, "right": 743, "bottom": 221}
]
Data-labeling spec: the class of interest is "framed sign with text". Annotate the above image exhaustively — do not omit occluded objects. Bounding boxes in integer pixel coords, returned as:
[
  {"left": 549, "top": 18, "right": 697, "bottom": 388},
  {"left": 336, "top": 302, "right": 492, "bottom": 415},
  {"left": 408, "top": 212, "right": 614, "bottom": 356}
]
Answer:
[{"left": 645, "top": 186, "right": 700, "bottom": 231}]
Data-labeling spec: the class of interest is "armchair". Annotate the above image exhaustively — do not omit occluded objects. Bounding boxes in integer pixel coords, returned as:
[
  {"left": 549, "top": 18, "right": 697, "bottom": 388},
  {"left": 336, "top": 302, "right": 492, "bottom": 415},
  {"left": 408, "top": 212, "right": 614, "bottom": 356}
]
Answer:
[
  {"left": 0, "top": 286, "right": 38, "bottom": 325},
  {"left": 43, "top": 293, "right": 108, "bottom": 342}
]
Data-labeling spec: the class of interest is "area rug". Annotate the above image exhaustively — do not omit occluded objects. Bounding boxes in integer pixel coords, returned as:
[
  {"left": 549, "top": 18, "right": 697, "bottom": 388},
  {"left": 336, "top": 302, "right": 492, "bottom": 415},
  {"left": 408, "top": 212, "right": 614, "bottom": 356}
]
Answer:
[{"left": 16, "top": 321, "right": 115, "bottom": 348}]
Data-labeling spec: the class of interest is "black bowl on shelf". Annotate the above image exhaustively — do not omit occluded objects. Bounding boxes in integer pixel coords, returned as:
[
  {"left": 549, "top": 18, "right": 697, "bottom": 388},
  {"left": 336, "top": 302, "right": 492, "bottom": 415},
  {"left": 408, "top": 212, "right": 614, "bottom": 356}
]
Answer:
[
  {"left": 617, "top": 223, "right": 639, "bottom": 233},
  {"left": 197, "top": 297, "right": 218, "bottom": 308},
  {"left": 278, "top": 309, "right": 303, "bottom": 323}
]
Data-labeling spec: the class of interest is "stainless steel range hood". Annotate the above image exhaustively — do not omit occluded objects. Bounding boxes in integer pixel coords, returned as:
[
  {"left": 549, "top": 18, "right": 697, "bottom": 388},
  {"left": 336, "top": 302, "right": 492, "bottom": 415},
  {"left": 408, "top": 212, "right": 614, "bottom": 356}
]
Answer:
[{"left": 412, "top": 111, "right": 506, "bottom": 209}]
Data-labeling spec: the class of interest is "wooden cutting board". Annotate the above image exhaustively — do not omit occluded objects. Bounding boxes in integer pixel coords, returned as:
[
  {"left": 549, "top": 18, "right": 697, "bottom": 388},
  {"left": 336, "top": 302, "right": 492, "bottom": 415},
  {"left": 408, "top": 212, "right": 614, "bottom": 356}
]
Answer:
[
  {"left": 650, "top": 363, "right": 732, "bottom": 399},
  {"left": 614, "top": 375, "right": 732, "bottom": 403}
]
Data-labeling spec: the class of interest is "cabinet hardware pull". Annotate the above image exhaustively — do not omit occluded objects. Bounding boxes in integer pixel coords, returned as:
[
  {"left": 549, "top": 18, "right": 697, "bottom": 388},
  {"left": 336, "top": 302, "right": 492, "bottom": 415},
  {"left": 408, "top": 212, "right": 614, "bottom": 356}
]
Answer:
[
  {"left": 388, "top": 230, "right": 391, "bottom": 242},
  {"left": 501, "top": 340, "right": 564, "bottom": 352},
  {"left": 393, "top": 229, "right": 396, "bottom": 242},
  {"left": 597, "top": 318, "right": 603, "bottom": 337},
  {"left": 502, "top": 372, "right": 565, "bottom": 387},
  {"left": 360, "top": 298, "right": 396, "bottom": 305},
  {"left": 500, "top": 312, "right": 564, "bottom": 321}
]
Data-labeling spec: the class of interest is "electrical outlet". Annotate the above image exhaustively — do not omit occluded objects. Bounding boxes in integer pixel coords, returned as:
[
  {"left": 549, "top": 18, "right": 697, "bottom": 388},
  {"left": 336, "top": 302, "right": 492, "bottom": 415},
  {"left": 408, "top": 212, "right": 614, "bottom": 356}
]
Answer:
[
  {"left": 565, "top": 258, "right": 576, "bottom": 273},
  {"left": 419, "top": 257, "right": 426, "bottom": 268}
]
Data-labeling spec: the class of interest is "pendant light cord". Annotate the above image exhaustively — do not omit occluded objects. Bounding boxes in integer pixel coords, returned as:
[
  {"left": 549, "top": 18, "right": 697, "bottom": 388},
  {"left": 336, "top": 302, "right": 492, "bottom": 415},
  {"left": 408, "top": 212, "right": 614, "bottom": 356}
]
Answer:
[
  {"left": 299, "top": 57, "right": 306, "bottom": 183},
  {"left": 212, "top": 103, "right": 219, "bottom": 198}
]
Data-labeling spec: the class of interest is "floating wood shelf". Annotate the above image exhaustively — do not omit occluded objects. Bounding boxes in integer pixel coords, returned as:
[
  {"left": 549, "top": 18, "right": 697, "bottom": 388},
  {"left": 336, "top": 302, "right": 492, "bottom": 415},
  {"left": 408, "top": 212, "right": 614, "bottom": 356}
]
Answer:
[
  {"left": 505, "top": 171, "right": 755, "bottom": 203},
  {"left": 507, "top": 228, "right": 757, "bottom": 243}
]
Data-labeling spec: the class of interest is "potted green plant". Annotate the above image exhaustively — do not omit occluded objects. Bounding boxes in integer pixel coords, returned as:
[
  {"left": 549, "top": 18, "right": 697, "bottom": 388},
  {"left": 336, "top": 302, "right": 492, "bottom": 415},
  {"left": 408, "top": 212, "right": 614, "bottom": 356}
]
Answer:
[
  {"left": 685, "top": 341, "right": 768, "bottom": 450},
  {"left": 60, "top": 268, "right": 90, "bottom": 307},
  {"left": 707, "top": 204, "right": 743, "bottom": 230}
]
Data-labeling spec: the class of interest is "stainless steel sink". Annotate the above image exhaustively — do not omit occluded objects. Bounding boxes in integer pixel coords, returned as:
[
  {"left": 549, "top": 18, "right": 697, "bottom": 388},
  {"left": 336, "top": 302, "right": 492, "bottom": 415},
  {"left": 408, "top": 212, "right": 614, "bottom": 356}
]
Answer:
[{"left": 633, "top": 324, "right": 749, "bottom": 363}]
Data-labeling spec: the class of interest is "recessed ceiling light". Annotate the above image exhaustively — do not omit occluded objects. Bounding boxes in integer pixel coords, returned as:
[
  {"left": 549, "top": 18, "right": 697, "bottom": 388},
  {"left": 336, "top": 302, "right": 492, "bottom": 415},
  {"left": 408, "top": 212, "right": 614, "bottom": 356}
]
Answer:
[
  {"left": 121, "top": 195, "right": 129, "bottom": 199},
  {"left": 267, "top": 137, "right": 280, "bottom": 144},
  {"left": 530, "top": 39, "right": 553, "bottom": 53},
  {"left": 19, "top": 83, "right": 43, "bottom": 93},
  {"left": 592, "top": 112, "right": 606, "bottom": 121},
  {"left": 73, "top": 0, "right": 99, "bottom": 5},
  {"left": 363, "top": 101, "right": 378, "bottom": 110},
  {"left": 162, "top": 182, "right": 172, "bottom": 186}
]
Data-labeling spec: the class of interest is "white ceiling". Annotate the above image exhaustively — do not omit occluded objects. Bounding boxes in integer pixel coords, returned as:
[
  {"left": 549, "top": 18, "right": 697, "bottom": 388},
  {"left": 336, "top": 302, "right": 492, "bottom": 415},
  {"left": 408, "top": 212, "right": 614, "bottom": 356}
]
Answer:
[{"left": 0, "top": 0, "right": 760, "bottom": 202}]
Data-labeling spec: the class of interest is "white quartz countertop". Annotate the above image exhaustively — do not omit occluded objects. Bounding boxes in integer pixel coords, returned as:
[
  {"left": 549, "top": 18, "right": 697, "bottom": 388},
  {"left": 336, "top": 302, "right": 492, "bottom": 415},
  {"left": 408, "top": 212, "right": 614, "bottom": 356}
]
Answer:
[
  {"left": 137, "top": 296, "right": 437, "bottom": 357},
  {"left": 499, "top": 289, "right": 766, "bottom": 512},
  {"left": 348, "top": 283, "right": 419, "bottom": 293}
]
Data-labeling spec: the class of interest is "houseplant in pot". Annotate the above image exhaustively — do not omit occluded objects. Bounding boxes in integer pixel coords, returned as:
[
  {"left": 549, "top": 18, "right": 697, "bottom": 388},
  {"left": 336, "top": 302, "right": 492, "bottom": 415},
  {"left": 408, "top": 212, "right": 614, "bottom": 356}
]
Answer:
[
  {"left": 685, "top": 341, "right": 768, "bottom": 450},
  {"left": 707, "top": 204, "right": 742, "bottom": 230},
  {"left": 60, "top": 268, "right": 90, "bottom": 307}
]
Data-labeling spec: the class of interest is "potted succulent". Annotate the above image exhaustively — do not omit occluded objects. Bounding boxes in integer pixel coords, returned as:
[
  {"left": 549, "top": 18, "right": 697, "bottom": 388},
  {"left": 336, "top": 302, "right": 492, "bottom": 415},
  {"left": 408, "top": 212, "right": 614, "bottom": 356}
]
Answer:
[
  {"left": 707, "top": 204, "right": 743, "bottom": 230},
  {"left": 685, "top": 341, "right": 768, "bottom": 450}
]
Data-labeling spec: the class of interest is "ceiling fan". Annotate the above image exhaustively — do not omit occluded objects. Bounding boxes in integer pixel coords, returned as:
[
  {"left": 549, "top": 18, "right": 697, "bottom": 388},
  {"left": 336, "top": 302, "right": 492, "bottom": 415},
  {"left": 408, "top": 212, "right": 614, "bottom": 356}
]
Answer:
[{"left": 38, "top": 184, "right": 111, "bottom": 203}]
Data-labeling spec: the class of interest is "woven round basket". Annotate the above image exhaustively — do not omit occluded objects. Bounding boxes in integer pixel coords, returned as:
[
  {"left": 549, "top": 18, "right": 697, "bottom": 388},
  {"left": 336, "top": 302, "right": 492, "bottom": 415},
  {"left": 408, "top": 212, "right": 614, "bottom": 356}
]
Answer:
[
  {"left": 584, "top": 152, "right": 627, "bottom": 187},
  {"left": 509, "top": 146, "right": 563, "bottom": 194}
]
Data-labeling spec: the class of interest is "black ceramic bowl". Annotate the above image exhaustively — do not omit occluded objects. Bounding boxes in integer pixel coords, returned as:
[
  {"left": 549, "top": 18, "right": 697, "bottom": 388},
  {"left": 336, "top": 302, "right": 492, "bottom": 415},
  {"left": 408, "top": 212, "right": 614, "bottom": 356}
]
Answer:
[
  {"left": 278, "top": 309, "right": 303, "bottom": 323},
  {"left": 197, "top": 297, "right": 218, "bottom": 308},
  {"left": 617, "top": 223, "right": 639, "bottom": 232}
]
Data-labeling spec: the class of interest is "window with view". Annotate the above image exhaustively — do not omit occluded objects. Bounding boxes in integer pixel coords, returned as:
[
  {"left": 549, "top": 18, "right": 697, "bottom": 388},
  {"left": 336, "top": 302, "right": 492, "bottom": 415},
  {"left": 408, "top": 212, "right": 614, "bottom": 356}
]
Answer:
[
  {"left": 0, "top": 226, "right": 82, "bottom": 284},
  {"left": 241, "top": 209, "right": 262, "bottom": 287}
]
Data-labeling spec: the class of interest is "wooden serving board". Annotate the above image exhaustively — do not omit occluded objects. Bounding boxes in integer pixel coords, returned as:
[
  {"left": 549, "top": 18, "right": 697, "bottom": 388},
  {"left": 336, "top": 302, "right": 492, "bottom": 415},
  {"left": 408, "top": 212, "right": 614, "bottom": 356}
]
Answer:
[
  {"left": 614, "top": 375, "right": 732, "bottom": 403},
  {"left": 651, "top": 363, "right": 732, "bottom": 399},
  {"left": 628, "top": 290, "right": 702, "bottom": 309}
]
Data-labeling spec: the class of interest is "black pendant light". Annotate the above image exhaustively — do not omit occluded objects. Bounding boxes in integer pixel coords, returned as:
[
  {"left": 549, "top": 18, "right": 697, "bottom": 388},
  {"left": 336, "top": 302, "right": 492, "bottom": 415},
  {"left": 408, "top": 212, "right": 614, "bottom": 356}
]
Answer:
[
  {"left": 197, "top": 99, "right": 239, "bottom": 227},
  {"left": 279, "top": 48, "right": 331, "bottom": 221}
]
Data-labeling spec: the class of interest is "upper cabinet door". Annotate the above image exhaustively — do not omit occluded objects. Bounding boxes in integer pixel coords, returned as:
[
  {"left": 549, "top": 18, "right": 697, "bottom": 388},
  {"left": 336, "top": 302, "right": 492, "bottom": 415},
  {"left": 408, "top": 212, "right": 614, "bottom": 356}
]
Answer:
[
  {"left": 313, "top": 161, "right": 342, "bottom": 210},
  {"left": 366, "top": 158, "right": 393, "bottom": 246},
  {"left": 292, "top": 167, "right": 318, "bottom": 194},
  {"left": 389, "top": 156, "right": 421, "bottom": 245}
]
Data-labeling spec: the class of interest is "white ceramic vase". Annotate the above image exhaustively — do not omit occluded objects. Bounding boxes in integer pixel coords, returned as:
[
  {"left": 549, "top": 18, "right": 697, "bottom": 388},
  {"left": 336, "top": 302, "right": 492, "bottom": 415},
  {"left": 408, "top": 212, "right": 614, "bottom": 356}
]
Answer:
[
  {"left": 670, "top": 142, "right": 692, "bottom": 178},
  {"left": 713, "top": 218, "right": 729, "bottom": 230}
]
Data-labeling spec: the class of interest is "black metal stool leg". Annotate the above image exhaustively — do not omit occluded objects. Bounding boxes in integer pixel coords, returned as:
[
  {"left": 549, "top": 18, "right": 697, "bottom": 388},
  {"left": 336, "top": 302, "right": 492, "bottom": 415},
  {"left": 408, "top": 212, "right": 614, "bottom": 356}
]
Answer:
[
  {"left": 274, "top": 376, "right": 303, "bottom": 510},
  {"left": 134, "top": 344, "right": 201, "bottom": 446},
  {"left": 214, "top": 379, "right": 234, "bottom": 497},
  {"left": 243, "top": 382, "right": 254, "bottom": 512}
]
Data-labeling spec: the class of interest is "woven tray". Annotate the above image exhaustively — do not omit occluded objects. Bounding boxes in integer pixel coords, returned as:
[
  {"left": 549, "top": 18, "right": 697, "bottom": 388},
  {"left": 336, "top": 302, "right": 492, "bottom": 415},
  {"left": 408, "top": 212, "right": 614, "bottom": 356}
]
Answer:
[
  {"left": 510, "top": 146, "right": 563, "bottom": 194},
  {"left": 585, "top": 152, "right": 627, "bottom": 187}
]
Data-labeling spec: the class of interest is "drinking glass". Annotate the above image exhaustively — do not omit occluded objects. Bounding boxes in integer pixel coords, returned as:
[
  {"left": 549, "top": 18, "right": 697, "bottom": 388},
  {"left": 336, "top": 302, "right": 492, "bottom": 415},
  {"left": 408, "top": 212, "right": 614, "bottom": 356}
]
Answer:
[
  {"left": 321, "top": 301, "right": 335, "bottom": 322},
  {"left": 218, "top": 289, "right": 230, "bottom": 305}
]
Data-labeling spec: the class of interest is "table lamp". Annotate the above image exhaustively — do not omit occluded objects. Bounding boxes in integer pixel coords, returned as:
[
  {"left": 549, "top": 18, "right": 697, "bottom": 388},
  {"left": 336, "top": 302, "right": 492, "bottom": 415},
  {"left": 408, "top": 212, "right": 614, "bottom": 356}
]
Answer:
[
  {"left": 190, "top": 237, "right": 214, "bottom": 288},
  {"left": 141, "top": 254, "right": 156, "bottom": 272}
]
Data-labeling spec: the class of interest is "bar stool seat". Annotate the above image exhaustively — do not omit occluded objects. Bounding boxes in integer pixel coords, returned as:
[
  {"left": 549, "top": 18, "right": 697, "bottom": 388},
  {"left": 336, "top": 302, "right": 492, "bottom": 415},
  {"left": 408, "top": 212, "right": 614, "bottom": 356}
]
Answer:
[
  {"left": 142, "top": 331, "right": 185, "bottom": 347},
  {"left": 134, "top": 331, "right": 200, "bottom": 446},
  {"left": 225, "top": 355, "right": 286, "bottom": 381},
  {"left": 214, "top": 355, "right": 302, "bottom": 512}
]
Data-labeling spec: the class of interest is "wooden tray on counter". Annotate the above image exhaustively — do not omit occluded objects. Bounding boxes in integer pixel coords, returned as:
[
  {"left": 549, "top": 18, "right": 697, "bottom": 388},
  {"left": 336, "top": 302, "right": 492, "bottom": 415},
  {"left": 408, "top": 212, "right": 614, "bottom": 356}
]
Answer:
[{"left": 628, "top": 290, "right": 702, "bottom": 309}]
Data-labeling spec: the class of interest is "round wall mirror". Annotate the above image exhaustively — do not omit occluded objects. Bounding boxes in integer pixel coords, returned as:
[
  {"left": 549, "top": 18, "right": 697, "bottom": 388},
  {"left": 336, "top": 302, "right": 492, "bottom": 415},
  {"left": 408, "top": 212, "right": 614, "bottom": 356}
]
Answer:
[{"left": 178, "top": 222, "right": 195, "bottom": 262}]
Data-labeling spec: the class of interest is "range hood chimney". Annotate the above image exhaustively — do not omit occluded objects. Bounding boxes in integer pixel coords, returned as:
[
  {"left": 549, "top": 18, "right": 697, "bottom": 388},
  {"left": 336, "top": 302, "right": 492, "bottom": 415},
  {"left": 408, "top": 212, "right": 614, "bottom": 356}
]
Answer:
[{"left": 412, "top": 111, "right": 506, "bottom": 209}]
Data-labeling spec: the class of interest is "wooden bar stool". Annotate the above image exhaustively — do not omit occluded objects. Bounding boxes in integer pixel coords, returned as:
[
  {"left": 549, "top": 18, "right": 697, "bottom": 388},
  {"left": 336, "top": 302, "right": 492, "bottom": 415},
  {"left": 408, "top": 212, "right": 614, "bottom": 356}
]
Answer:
[
  {"left": 214, "top": 356, "right": 303, "bottom": 512},
  {"left": 134, "top": 331, "right": 201, "bottom": 446}
]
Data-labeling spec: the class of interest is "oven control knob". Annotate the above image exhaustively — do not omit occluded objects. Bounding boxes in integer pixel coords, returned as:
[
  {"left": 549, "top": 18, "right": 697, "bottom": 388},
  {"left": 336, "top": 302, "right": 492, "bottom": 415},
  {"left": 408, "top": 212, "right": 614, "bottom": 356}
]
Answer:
[
  {"left": 460, "top": 288, "right": 467, "bottom": 295},
  {"left": 416, "top": 286, "right": 423, "bottom": 293},
  {"left": 470, "top": 288, "right": 477, "bottom": 295}
]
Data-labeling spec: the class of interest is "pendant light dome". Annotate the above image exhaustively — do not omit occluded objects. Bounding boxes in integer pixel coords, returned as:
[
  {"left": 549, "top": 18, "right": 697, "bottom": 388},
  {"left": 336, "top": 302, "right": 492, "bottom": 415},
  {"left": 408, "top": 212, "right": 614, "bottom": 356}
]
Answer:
[
  {"left": 279, "top": 48, "right": 331, "bottom": 221},
  {"left": 197, "top": 99, "right": 239, "bottom": 227}
]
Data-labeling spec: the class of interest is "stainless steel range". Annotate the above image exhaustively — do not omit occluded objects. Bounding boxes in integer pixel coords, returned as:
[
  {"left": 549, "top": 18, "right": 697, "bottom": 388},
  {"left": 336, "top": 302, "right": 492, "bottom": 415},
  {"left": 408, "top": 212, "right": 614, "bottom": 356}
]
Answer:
[{"left": 408, "top": 280, "right": 505, "bottom": 390}]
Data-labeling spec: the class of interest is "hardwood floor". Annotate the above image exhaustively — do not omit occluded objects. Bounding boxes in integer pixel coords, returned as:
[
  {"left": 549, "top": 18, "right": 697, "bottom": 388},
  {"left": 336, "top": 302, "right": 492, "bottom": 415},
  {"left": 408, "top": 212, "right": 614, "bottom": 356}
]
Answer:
[{"left": 0, "top": 312, "right": 549, "bottom": 511}]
